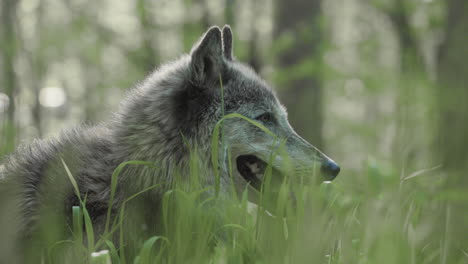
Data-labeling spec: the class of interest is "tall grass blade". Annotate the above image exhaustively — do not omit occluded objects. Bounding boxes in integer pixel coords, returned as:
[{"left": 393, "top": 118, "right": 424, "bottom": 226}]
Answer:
[
  {"left": 72, "top": 206, "right": 83, "bottom": 244},
  {"left": 105, "top": 240, "right": 121, "bottom": 264},
  {"left": 105, "top": 160, "right": 157, "bottom": 235},
  {"left": 82, "top": 204, "right": 95, "bottom": 252},
  {"left": 61, "top": 158, "right": 81, "bottom": 201},
  {"left": 135, "top": 236, "right": 169, "bottom": 264}
]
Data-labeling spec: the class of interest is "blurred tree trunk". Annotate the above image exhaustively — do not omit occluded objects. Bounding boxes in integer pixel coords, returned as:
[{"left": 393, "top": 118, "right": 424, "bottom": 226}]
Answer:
[
  {"left": 248, "top": 0, "right": 261, "bottom": 73},
  {"left": 31, "top": 0, "right": 46, "bottom": 137},
  {"left": 136, "top": 0, "right": 158, "bottom": 72},
  {"left": 436, "top": 0, "right": 468, "bottom": 262},
  {"left": 437, "top": 1, "right": 468, "bottom": 173},
  {"left": 224, "top": 0, "right": 234, "bottom": 26},
  {"left": 182, "top": 2, "right": 204, "bottom": 52},
  {"left": 386, "top": 0, "right": 426, "bottom": 170},
  {"left": 274, "top": 0, "right": 324, "bottom": 149},
  {"left": 388, "top": 0, "right": 421, "bottom": 70},
  {"left": 0, "top": 0, "right": 19, "bottom": 153},
  {"left": 199, "top": 0, "right": 211, "bottom": 29}
]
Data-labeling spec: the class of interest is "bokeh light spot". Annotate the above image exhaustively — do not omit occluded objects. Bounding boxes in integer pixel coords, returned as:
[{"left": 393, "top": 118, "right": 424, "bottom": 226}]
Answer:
[
  {"left": 0, "top": 93, "right": 10, "bottom": 113},
  {"left": 39, "top": 87, "right": 66, "bottom": 108}
]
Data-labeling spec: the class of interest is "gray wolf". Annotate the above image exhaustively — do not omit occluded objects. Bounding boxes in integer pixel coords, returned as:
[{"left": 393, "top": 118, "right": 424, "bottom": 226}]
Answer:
[{"left": 0, "top": 25, "right": 339, "bottom": 258}]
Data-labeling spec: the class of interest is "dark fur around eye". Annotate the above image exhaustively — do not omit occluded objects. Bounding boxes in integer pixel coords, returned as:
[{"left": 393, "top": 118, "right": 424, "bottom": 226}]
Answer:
[{"left": 255, "top": 112, "right": 275, "bottom": 123}]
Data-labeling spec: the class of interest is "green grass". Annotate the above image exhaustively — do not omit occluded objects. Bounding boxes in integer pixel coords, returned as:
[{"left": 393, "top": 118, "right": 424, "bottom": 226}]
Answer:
[
  {"left": 0, "top": 112, "right": 466, "bottom": 263},
  {"left": 56, "top": 158, "right": 462, "bottom": 264},
  {"left": 20, "top": 115, "right": 460, "bottom": 264}
]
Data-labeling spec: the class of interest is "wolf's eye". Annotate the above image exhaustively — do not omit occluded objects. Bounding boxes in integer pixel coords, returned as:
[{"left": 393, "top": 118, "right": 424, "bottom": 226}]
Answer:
[{"left": 255, "top": 112, "right": 275, "bottom": 123}]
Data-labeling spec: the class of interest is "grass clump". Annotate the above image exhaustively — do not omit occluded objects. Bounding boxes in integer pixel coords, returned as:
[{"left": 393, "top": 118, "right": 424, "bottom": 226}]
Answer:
[
  {"left": 1, "top": 115, "right": 465, "bottom": 264},
  {"left": 54, "top": 146, "right": 461, "bottom": 263}
]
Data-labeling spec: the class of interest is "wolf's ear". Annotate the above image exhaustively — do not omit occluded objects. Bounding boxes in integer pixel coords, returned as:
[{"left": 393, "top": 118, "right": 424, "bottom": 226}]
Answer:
[
  {"left": 190, "top": 26, "right": 223, "bottom": 85},
  {"left": 222, "top": 25, "right": 233, "bottom": 60}
]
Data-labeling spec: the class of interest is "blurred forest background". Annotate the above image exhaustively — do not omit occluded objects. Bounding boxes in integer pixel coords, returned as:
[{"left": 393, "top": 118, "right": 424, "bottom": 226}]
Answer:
[{"left": 0, "top": 0, "right": 467, "bottom": 261}]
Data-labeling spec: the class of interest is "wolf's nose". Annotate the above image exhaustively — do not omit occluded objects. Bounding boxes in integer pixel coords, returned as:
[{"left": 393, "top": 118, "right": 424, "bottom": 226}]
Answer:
[{"left": 321, "top": 159, "right": 340, "bottom": 180}]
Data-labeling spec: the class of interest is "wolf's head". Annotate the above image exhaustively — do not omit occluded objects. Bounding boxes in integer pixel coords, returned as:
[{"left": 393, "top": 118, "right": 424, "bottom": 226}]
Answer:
[{"left": 114, "top": 26, "right": 339, "bottom": 193}]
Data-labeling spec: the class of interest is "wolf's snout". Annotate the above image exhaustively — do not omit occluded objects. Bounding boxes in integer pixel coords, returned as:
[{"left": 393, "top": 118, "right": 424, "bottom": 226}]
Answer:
[{"left": 320, "top": 159, "right": 340, "bottom": 180}]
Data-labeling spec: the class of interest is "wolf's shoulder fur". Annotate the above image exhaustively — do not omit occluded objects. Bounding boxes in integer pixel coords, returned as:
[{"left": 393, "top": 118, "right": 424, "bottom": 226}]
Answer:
[
  {"left": 1, "top": 126, "right": 115, "bottom": 228},
  {"left": 2, "top": 125, "right": 113, "bottom": 183}
]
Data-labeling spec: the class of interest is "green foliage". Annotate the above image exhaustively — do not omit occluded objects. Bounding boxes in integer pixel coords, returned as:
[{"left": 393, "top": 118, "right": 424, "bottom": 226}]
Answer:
[{"left": 13, "top": 133, "right": 463, "bottom": 263}]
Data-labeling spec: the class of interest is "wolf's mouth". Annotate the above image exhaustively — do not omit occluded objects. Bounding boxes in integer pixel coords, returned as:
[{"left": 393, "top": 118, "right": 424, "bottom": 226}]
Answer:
[{"left": 236, "top": 155, "right": 267, "bottom": 191}]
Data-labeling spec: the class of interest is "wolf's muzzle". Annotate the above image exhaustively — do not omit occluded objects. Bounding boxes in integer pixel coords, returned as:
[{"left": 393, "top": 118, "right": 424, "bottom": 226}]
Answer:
[{"left": 321, "top": 159, "right": 340, "bottom": 180}]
